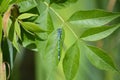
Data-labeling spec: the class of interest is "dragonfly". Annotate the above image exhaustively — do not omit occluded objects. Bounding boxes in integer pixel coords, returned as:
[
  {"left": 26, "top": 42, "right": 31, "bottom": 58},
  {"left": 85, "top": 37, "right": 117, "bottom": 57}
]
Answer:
[{"left": 57, "top": 28, "right": 64, "bottom": 61}]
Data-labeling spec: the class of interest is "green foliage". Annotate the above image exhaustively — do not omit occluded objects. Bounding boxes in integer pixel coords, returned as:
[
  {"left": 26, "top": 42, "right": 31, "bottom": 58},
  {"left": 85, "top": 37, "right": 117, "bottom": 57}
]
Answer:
[
  {"left": 50, "top": 0, "right": 78, "bottom": 4},
  {"left": 63, "top": 41, "right": 80, "bottom": 80},
  {"left": 0, "top": 0, "right": 12, "bottom": 13},
  {"left": 80, "top": 24, "right": 120, "bottom": 41},
  {"left": 18, "top": 0, "right": 37, "bottom": 12},
  {"left": 19, "top": 21, "right": 45, "bottom": 33},
  {"left": 18, "top": 13, "right": 38, "bottom": 19},
  {"left": 0, "top": 0, "right": 120, "bottom": 80},
  {"left": 68, "top": 10, "right": 120, "bottom": 28},
  {"left": 0, "top": 16, "right": 2, "bottom": 42},
  {"left": 15, "top": 20, "right": 21, "bottom": 39},
  {"left": 82, "top": 44, "right": 118, "bottom": 71},
  {"left": 35, "top": 28, "right": 65, "bottom": 80}
]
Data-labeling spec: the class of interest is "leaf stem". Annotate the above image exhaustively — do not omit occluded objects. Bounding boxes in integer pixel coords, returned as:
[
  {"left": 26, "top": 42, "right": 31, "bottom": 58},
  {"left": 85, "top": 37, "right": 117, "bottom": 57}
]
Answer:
[
  {"left": 44, "top": 2, "right": 78, "bottom": 40},
  {"left": 107, "top": 0, "right": 116, "bottom": 11}
]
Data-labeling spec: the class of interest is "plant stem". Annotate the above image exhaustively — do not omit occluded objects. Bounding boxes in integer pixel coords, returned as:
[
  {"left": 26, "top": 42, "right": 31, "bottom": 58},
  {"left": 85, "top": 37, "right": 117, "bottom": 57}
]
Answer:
[
  {"left": 0, "top": 52, "right": 6, "bottom": 80},
  {"left": 107, "top": 0, "right": 116, "bottom": 11},
  {"left": 0, "top": 52, "right": 2, "bottom": 80},
  {"left": 44, "top": 2, "right": 79, "bottom": 40}
]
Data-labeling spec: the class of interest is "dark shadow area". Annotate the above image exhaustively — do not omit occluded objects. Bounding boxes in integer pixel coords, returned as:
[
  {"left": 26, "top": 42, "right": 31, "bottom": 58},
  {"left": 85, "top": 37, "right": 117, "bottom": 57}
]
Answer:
[
  {"left": 19, "top": 49, "right": 35, "bottom": 80},
  {"left": 10, "top": 48, "right": 35, "bottom": 80}
]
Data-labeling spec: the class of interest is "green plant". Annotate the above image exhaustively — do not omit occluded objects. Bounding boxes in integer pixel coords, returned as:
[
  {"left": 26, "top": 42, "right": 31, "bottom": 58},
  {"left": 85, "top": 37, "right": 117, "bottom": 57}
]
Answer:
[{"left": 0, "top": 0, "right": 120, "bottom": 80}]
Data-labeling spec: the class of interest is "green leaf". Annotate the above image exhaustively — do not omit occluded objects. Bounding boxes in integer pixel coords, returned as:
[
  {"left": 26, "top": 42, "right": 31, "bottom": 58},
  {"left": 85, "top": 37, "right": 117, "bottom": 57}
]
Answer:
[
  {"left": 22, "top": 30, "right": 36, "bottom": 50},
  {"left": 35, "top": 9, "right": 54, "bottom": 34},
  {"left": 44, "top": 29, "right": 59, "bottom": 68},
  {"left": 84, "top": 45, "right": 118, "bottom": 71},
  {"left": 80, "top": 24, "right": 120, "bottom": 41},
  {"left": 20, "top": 21, "right": 45, "bottom": 33},
  {"left": 18, "top": 13, "right": 38, "bottom": 19},
  {"left": 8, "top": 20, "right": 20, "bottom": 52},
  {"left": 50, "top": 0, "right": 67, "bottom": 4},
  {"left": 18, "top": 0, "right": 37, "bottom": 12},
  {"left": 68, "top": 10, "right": 120, "bottom": 28},
  {"left": 44, "top": 2, "right": 78, "bottom": 47},
  {"left": 12, "top": 33, "right": 20, "bottom": 52},
  {"left": 50, "top": 0, "right": 78, "bottom": 4},
  {"left": 15, "top": 20, "right": 21, "bottom": 40},
  {"left": 0, "top": 16, "right": 2, "bottom": 43},
  {"left": 46, "top": 12, "right": 54, "bottom": 34},
  {"left": 63, "top": 41, "right": 80, "bottom": 80},
  {"left": 42, "top": 28, "right": 64, "bottom": 79},
  {"left": 0, "top": 0, "right": 11, "bottom": 13},
  {"left": 1, "top": 37, "right": 13, "bottom": 69},
  {"left": 10, "top": 0, "right": 26, "bottom": 3},
  {"left": 8, "top": 19, "right": 14, "bottom": 41}
]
